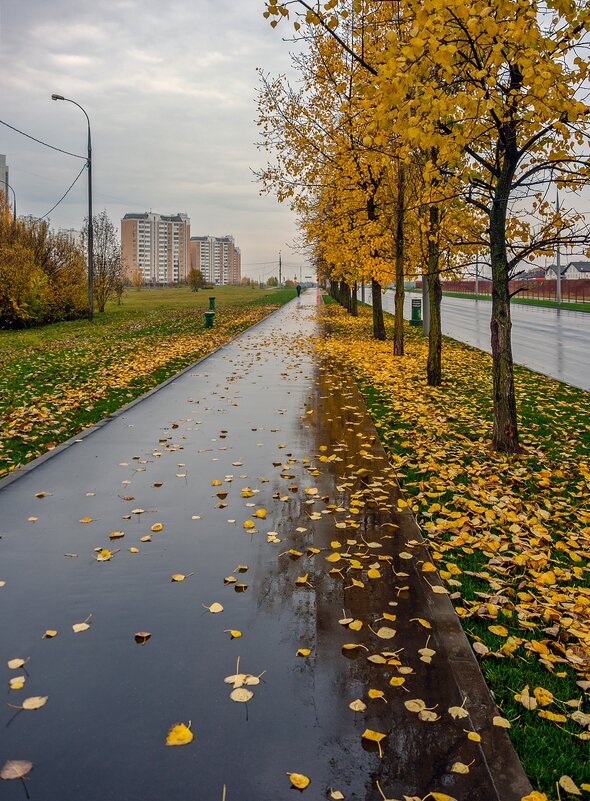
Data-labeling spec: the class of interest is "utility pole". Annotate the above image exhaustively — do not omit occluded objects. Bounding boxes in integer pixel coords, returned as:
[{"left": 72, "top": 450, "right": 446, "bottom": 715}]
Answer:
[
  {"left": 4, "top": 181, "right": 16, "bottom": 222},
  {"left": 556, "top": 190, "right": 562, "bottom": 304},
  {"left": 279, "top": 250, "right": 282, "bottom": 285},
  {"left": 475, "top": 254, "right": 479, "bottom": 297},
  {"left": 52, "top": 93, "right": 93, "bottom": 320}
]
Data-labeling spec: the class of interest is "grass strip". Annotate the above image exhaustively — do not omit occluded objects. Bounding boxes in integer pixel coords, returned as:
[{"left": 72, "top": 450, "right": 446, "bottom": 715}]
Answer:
[
  {"left": 315, "top": 302, "right": 590, "bottom": 799},
  {"left": 429, "top": 289, "right": 590, "bottom": 313}
]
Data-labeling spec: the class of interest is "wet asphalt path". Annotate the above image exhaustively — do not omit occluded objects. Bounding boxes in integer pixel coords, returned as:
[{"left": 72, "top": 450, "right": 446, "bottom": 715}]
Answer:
[
  {"left": 362, "top": 287, "right": 590, "bottom": 390},
  {"left": 0, "top": 292, "right": 530, "bottom": 800}
]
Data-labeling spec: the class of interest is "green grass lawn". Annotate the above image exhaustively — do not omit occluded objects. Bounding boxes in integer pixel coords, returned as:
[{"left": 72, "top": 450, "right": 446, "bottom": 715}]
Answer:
[{"left": 0, "top": 285, "right": 296, "bottom": 477}]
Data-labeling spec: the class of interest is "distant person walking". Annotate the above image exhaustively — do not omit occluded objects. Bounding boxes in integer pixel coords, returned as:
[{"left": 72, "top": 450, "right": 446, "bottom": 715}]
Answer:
[{"left": 296, "top": 283, "right": 302, "bottom": 297}]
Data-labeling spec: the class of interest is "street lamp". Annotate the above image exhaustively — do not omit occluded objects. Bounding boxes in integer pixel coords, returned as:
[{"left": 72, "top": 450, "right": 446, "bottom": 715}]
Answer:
[
  {"left": 51, "top": 93, "right": 93, "bottom": 321},
  {"left": 2, "top": 181, "right": 16, "bottom": 222}
]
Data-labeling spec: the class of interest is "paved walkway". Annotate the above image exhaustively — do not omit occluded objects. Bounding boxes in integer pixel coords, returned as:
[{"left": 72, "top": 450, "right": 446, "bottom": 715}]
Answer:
[{"left": 0, "top": 292, "right": 531, "bottom": 801}]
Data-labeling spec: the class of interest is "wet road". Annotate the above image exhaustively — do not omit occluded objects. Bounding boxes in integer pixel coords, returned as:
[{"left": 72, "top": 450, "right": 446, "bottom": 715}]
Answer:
[
  {"left": 0, "top": 292, "right": 530, "bottom": 800},
  {"left": 363, "top": 288, "right": 590, "bottom": 390}
]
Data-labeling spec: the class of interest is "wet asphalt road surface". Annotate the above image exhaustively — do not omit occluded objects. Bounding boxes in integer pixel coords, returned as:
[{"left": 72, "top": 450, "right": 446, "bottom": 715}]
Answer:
[
  {"left": 363, "top": 287, "right": 589, "bottom": 390},
  {"left": 0, "top": 292, "right": 530, "bottom": 800}
]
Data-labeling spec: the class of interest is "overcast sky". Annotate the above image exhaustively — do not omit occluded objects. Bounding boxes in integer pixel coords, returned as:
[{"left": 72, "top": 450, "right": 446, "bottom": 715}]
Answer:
[{"left": 0, "top": 0, "right": 309, "bottom": 281}]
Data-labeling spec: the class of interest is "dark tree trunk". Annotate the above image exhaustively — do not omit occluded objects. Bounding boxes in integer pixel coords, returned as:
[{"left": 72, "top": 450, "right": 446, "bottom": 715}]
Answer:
[
  {"left": 371, "top": 278, "right": 386, "bottom": 340},
  {"left": 350, "top": 281, "right": 358, "bottom": 316},
  {"left": 341, "top": 280, "right": 351, "bottom": 311},
  {"left": 490, "top": 141, "right": 520, "bottom": 453},
  {"left": 427, "top": 204, "right": 442, "bottom": 386},
  {"left": 393, "top": 162, "right": 405, "bottom": 356}
]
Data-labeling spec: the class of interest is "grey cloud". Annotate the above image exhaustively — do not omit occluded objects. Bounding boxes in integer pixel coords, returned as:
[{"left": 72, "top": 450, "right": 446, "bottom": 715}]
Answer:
[{"left": 0, "top": 0, "right": 303, "bottom": 277}]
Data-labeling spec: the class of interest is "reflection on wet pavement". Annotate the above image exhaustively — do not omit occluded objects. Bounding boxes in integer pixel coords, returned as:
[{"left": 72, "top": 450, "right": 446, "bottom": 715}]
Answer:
[{"left": 0, "top": 292, "right": 530, "bottom": 800}]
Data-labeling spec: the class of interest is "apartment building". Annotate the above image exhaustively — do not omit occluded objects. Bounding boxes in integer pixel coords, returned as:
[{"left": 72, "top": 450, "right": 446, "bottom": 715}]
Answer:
[
  {"left": 188, "top": 235, "right": 241, "bottom": 285},
  {"left": 0, "top": 155, "right": 9, "bottom": 204},
  {"left": 121, "top": 212, "right": 190, "bottom": 284}
]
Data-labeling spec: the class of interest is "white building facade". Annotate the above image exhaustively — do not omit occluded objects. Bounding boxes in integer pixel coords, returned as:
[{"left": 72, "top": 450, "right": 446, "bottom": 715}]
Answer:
[
  {"left": 188, "top": 235, "right": 241, "bottom": 285},
  {"left": 121, "top": 212, "right": 190, "bottom": 284}
]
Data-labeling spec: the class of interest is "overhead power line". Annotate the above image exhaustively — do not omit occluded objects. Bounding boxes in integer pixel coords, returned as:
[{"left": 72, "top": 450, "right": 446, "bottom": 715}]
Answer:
[
  {"left": 241, "top": 260, "right": 280, "bottom": 266},
  {"left": 0, "top": 118, "right": 86, "bottom": 160},
  {"left": 40, "top": 164, "right": 87, "bottom": 219}
]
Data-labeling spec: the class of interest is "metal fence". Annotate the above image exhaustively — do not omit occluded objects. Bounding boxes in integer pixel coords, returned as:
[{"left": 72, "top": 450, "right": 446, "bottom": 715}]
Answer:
[{"left": 436, "top": 279, "right": 590, "bottom": 303}]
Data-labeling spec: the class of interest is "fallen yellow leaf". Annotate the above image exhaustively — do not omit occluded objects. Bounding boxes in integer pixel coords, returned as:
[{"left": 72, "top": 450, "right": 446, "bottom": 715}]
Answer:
[
  {"left": 165, "top": 721, "right": 193, "bottom": 746},
  {"left": 288, "top": 772, "right": 311, "bottom": 790}
]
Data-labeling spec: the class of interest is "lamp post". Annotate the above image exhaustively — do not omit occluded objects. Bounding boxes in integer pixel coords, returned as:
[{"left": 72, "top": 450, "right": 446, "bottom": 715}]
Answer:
[
  {"left": 555, "top": 189, "right": 562, "bottom": 305},
  {"left": 3, "top": 181, "right": 16, "bottom": 222},
  {"left": 51, "top": 93, "right": 93, "bottom": 320}
]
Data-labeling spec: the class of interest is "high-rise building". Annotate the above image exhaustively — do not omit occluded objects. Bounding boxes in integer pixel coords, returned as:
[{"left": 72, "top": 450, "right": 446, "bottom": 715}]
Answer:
[
  {"left": 188, "top": 235, "right": 241, "bottom": 285},
  {"left": 121, "top": 212, "right": 190, "bottom": 284},
  {"left": 0, "top": 155, "right": 9, "bottom": 202}
]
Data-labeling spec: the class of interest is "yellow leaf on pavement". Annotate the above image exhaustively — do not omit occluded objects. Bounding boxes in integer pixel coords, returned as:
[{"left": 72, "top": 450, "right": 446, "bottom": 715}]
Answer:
[
  {"left": 165, "top": 721, "right": 193, "bottom": 746},
  {"left": 203, "top": 602, "right": 224, "bottom": 613},
  {"left": 375, "top": 626, "right": 396, "bottom": 639},
  {"left": 0, "top": 761, "right": 33, "bottom": 781},
  {"left": 361, "top": 728, "right": 387, "bottom": 757},
  {"left": 7, "top": 658, "right": 28, "bottom": 670},
  {"left": 230, "top": 687, "right": 253, "bottom": 703},
  {"left": 21, "top": 696, "right": 48, "bottom": 710},
  {"left": 288, "top": 772, "right": 310, "bottom": 790}
]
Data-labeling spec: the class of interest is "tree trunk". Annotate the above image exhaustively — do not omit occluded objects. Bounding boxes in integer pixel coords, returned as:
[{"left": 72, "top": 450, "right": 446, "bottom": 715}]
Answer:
[
  {"left": 340, "top": 280, "right": 350, "bottom": 311},
  {"left": 350, "top": 281, "right": 358, "bottom": 316},
  {"left": 490, "top": 159, "right": 520, "bottom": 453},
  {"left": 393, "top": 162, "right": 405, "bottom": 356},
  {"left": 427, "top": 204, "right": 442, "bottom": 386},
  {"left": 371, "top": 278, "right": 386, "bottom": 340}
]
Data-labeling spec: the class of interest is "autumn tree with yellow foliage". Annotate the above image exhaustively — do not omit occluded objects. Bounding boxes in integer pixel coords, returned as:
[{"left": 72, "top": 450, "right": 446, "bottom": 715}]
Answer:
[
  {"left": 264, "top": 0, "right": 590, "bottom": 453},
  {"left": 256, "top": 5, "right": 404, "bottom": 343}
]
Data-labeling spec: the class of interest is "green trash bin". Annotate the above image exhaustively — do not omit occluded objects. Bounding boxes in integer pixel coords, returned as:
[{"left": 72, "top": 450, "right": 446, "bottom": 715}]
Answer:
[
  {"left": 204, "top": 311, "right": 215, "bottom": 328},
  {"left": 209, "top": 296, "right": 216, "bottom": 310},
  {"left": 410, "top": 298, "right": 422, "bottom": 326}
]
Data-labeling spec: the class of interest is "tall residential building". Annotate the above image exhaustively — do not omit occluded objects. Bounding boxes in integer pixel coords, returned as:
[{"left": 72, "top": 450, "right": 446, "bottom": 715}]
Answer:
[
  {"left": 121, "top": 212, "right": 190, "bottom": 284},
  {"left": 0, "top": 155, "right": 9, "bottom": 202},
  {"left": 188, "top": 235, "right": 241, "bottom": 285}
]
